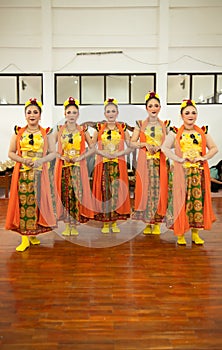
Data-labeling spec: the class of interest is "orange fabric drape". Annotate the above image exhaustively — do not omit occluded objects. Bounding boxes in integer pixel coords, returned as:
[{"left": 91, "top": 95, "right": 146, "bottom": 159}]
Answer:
[
  {"left": 134, "top": 119, "right": 168, "bottom": 215},
  {"left": 173, "top": 125, "right": 216, "bottom": 236},
  {"left": 54, "top": 124, "right": 94, "bottom": 220},
  {"left": 92, "top": 122, "right": 131, "bottom": 215},
  {"left": 5, "top": 126, "right": 56, "bottom": 230}
]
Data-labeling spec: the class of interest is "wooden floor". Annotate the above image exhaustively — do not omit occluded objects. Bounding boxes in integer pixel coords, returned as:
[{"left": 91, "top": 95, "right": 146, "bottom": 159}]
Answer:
[{"left": 0, "top": 197, "right": 222, "bottom": 350}]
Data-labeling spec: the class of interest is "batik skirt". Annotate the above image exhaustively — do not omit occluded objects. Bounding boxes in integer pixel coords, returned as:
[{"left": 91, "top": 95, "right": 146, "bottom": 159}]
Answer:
[
  {"left": 166, "top": 166, "right": 204, "bottom": 229},
  {"left": 16, "top": 169, "right": 53, "bottom": 235},
  {"left": 94, "top": 161, "right": 130, "bottom": 222},
  {"left": 61, "top": 165, "right": 89, "bottom": 225},
  {"left": 132, "top": 158, "right": 164, "bottom": 224}
]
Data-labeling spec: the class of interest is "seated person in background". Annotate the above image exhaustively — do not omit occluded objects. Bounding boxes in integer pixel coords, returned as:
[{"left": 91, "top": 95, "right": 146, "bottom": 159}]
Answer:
[{"left": 210, "top": 160, "right": 222, "bottom": 192}]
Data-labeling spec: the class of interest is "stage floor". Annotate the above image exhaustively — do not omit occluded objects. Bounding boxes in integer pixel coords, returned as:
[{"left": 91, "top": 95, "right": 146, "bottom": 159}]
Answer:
[{"left": 0, "top": 197, "right": 222, "bottom": 350}]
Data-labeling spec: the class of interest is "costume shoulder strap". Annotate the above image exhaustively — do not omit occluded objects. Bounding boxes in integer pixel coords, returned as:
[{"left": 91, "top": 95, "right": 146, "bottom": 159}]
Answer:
[
  {"left": 201, "top": 125, "right": 208, "bottom": 134},
  {"left": 57, "top": 125, "right": 63, "bottom": 132},
  {"left": 95, "top": 122, "right": 104, "bottom": 132},
  {"left": 164, "top": 120, "right": 171, "bottom": 127},
  {"left": 81, "top": 123, "right": 88, "bottom": 132},
  {"left": 45, "top": 127, "right": 53, "bottom": 135},
  {"left": 14, "top": 125, "right": 21, "bottom": 135},
  {"left": 170, "top": 126, "right": 178, "bottom": 134},
  {"left": 117, "top": 122, "right": 127, "bottom": 131},
  {"left": 125, "top": 123, "right": 134, "bottom": 132},
  {"left": 136, "top": 120, "right": 143, "bottom": 128}
]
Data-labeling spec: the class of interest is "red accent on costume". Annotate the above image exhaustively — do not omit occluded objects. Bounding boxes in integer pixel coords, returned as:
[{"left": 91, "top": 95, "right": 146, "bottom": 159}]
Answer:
[
  {"left": 170, "top": 126, "right": 178, "bottom": 134},
  {"left": 45, "top": 127, "right": 51, "bottom": 134},
  {"left": 201, "top": 125, "right": 208, "bottom": 134},
  {"left": 164, "top": 120, "right": 170, "bottom": 128}
]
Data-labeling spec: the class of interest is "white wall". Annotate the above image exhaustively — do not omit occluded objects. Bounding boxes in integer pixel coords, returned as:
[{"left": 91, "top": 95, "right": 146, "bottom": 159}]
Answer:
[{"left": 0, "top": 0, "right": 222, "bottom": 166}]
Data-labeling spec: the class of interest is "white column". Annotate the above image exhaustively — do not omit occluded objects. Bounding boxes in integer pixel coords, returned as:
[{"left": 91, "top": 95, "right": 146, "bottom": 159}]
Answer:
[
  {"left": 157, "top": 0, "right": 169, "bottom": 116},
  {"left": 41, "top": 0, "right": 54, "bottom": 128}
]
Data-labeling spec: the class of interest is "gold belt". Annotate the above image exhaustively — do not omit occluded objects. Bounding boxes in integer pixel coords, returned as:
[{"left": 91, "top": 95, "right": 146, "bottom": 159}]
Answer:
[
  {"left": 64, "top": 150, "right": 80, "bottom": 157},
  {"left": 23, "top": 151, "right": 43, "bottom": 158}
]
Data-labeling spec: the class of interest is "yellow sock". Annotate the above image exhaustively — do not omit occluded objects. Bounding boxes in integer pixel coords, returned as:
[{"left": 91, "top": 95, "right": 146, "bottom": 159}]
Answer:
[
  {"left": 101, "top": 222, "right": 109, "bottom": 233},
  {"left": 177, "top": 235, "right": 187, "bottom": 245},
  {"left": 16, "top": 236, "right": 30, "bottom": 252},
  {"left": 111, "top": 222, "right": 120, "bottom": 233},
  {"left": 143, "top": 224, "right": 152, "bottom": 234},
  {"left": 70, "top": 226, "right": 79, "bottom": 236},
  {"left": 191, "top": 229, "right": 204, "bottom": 244},
  {"left": 62, "top": 224, "right": 71, "bottom": 236},
  {"left": 152, "top": 224, "right": 161, "bottom": 235},
  {"left": 29, "top": 236, "right": 40, "bottom": 245}
]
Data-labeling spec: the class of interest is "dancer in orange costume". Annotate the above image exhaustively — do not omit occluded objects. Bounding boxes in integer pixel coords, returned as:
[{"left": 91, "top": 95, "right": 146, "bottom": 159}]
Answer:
[
  {"left": 54, "top": 97, "right": 94, "bottom": 236},
  {"left": 92, "top": 98, "right": 131, "bottom": 233},
  {"left": 5, "top": 98, "right": 56, "bottom": 251},
  {"left": 162, "top": 99, "right": 218, "bottom": 245},
  {"left": 131, "top": 92, "right": 170, "bottom": 235}
]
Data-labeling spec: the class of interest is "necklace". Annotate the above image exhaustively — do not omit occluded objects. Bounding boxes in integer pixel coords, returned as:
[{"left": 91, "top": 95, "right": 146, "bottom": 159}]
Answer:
[
  {"left": 26, "top": 127, "right": 40, "bottom": 133},
  {"left": 66, "top": 124, "right": 77, "bottom": 133},
  {"left": 184, "top": 125, "right": 195, "bottom": 131},
  {"left": 106, "top": 123, "right": 117, "bottom": 131},
  {"left": 148, "top": 117, "right": 158, "bottom": 125},
  {"left": 149, "top": 122, "right": 158, "bottom": 125}
]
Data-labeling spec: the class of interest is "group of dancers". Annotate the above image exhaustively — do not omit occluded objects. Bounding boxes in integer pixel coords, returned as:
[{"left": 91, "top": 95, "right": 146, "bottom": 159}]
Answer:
[{"left": 5, "top": 92, "right": 218, "bottom": 251}]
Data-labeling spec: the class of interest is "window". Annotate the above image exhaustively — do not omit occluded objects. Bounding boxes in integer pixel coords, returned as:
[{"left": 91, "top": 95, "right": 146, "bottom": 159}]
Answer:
[
  {"left": 106, "top": 75, "right": 129, "bottom": 103},
  {"left": 82, "top": 76, "right": 104, "bottom": 104},
  {"left": 217, "top": 75, "right": 222, "bottom": 103},
  {"left": 0, "top": 74, "right": 43, "bottom": 105},
  {"left": 56, "top": 75, "right": 79, "bottom": 105},
  {"left": 167, "top": 75, "right": 190, "bottom": 104},
  {"left": 131, "top": 75, "right": 155, "bottom": 104},
  {"left": 192, "top": 75, "right": 214, "bottom": 103},
  {"left": 55, "top": 73, "right": 156, "bottom": 105},
  {"left": 167, "top": 73, "right": 221, "bottom": 104}
]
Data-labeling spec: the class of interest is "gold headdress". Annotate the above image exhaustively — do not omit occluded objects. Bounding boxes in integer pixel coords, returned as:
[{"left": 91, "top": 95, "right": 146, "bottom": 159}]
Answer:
[
  {"left": 145, "top": 91, "right": 160, "bottom": 102},
  {"left": 180, "top": 99, "right": 196, "bottom": 111},
  {"left": 25, "top": 98, "right": 42, "bottom": 110},
  {"left": 104, "top": 98, "right": 118, "bottom": 106},
  {"left": 63, "top": 96, "right": 80, "bottom": 108}
]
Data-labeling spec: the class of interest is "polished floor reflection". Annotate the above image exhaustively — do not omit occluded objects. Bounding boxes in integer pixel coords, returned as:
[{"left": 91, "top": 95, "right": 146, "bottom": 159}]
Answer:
[{"left": 0, "top": 197, "right": 222, "bottom": 350}]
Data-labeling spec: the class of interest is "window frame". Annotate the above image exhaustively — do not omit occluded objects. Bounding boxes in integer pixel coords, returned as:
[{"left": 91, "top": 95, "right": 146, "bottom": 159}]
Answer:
[
  {"left": 54, "top": 73, "right": 156, "bottom": 105},
  {"left": 0, "top": 73, "right": 43, "bottom": 106},
  {"left": 167, "top": 72, "right": 221, "bottom": 105}
]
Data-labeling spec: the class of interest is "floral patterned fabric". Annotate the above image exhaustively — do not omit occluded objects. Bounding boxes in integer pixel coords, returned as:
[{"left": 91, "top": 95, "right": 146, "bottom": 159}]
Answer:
[
  {"left": 166, "top": 129, "right": 206, "bottom": 230},
  {"left": 94, "top": 161, "right": 130, "bottom": 222},
  {"left": 59, "top": 126, "right": 91, "bottom": 224},
  {"left": 15, "top": 128, "right": 54, "bottom": 235},
  {"left": 93, "top": 122, "right": 131, "bottom": 221},
  {"left": 133, "top": 122, "right": 169, "bottom": 223}
]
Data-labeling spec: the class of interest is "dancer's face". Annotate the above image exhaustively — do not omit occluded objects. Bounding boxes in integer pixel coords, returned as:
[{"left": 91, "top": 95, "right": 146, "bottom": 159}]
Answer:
[
  {"left": 104, "top": 103, "right": 119, "bottom": 123},
  {"left": 25, "top": 105, "right": 41, "bottom": 127},
  {"left": 64, "top": 105, "right": 79, "bottom": 123},
  {"left": 181, "top": 105, "right": 197, "bottom": 128},
  {"left": 146, "top": 98, "right": 161, "bottom": 118}
]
